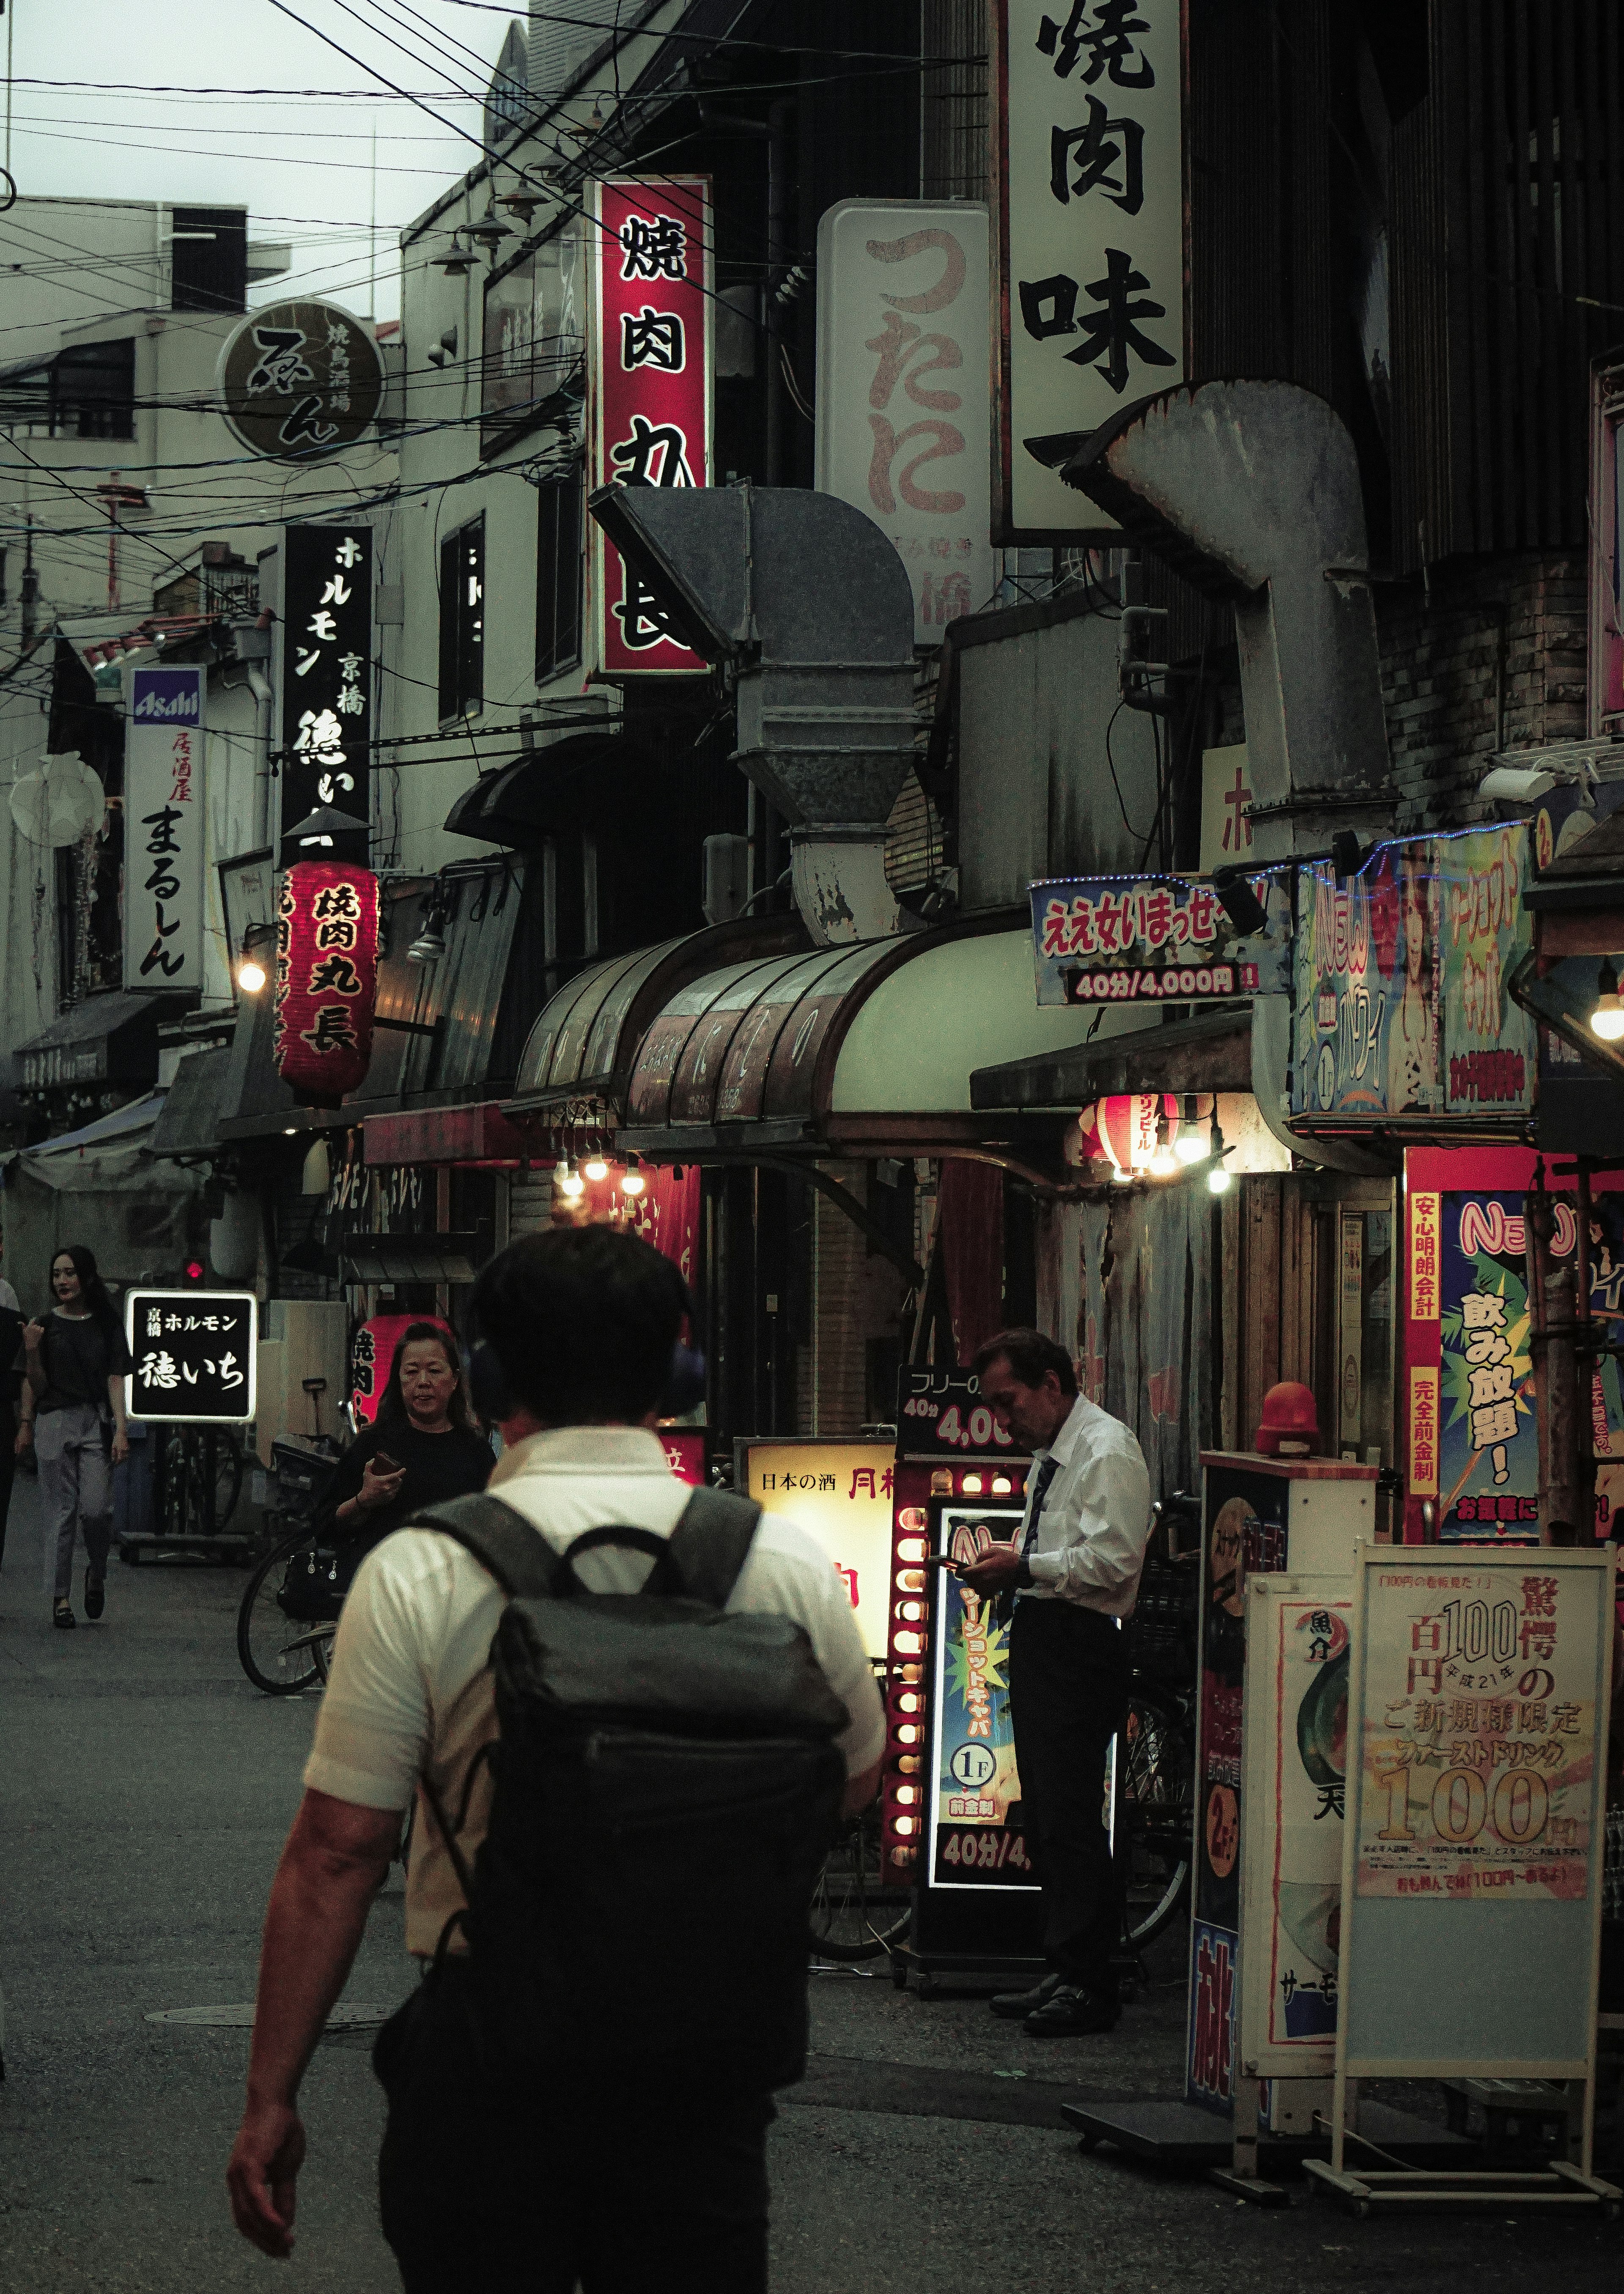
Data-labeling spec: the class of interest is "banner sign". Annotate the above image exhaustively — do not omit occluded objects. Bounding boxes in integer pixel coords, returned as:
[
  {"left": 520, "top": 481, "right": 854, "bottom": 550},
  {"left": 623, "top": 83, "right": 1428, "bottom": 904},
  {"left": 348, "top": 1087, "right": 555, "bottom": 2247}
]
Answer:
[
  {"left": 740, "top": 1439, "right": 895, "bottom": 1658},
  {"left": 588, "top": 176, "right": 713, "bottom": 676},
  {"left": 1402, "top": 1148, "right": 1624, "bottom": 1544},
  {"left": 280, "top": 524, "right": 371, "bottom": 842},
  {"left": 1355, "top": 1558, "right": 1600, "bottom": 1903},
  {"left": 1030, "top": 872, "right": 1292, "bottom": 1007},
  {"left": 124, "top": 667, "right": 205, "bottom": 991},
  {"left": 927, "top": 1506, "right": 1039, "bottom": 1890},
  {"left": 125, "top": 1289, "right": 257, "bottom": 1424},
  {"left": 272, "top": 860, "right": 381, "bottom": 1106},
  {"left": 814, "top": 198, "right": 996, "bottom": 643},
  {"left": 991, "top": 0, "right": 1185, "bottom": 542},
  {"left": 897, "top": 1365, "right": 1019, "bottom": 1458},
  {"left": 1240, "top": 1584, "right": 1352, "bottom": 2072},
  {"left": 1292, "top": 829, "right": 1536, "bottom": 1126}
]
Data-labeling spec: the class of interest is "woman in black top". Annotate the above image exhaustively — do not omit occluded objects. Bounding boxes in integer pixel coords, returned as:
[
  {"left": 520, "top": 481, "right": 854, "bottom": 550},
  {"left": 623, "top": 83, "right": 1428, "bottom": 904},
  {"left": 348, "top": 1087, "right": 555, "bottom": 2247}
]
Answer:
[
  {"left": 18, "top": 1245, "right": 132, "bottom": 1628},
  {"left": 318, "top": 1323, "right": 490, "bottom": 1572}
]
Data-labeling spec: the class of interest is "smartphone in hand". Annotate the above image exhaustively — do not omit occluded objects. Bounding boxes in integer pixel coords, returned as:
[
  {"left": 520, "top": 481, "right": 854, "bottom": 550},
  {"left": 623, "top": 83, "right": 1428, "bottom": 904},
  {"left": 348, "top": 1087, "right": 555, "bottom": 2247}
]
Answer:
[{"left": 372, "top": 1451, "right": 402, "bottom": 1475}]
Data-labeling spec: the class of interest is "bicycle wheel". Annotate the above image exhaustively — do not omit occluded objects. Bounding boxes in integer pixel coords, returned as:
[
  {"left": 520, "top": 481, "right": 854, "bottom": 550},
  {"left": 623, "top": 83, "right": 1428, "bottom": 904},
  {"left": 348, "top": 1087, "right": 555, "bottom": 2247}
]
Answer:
[
  {"left": 212, "top": 1433, "right": 245, "bottom": 1531},
  {"left": 1115, "top": 1685, "right": 1195, "bottom": 1948},
  {"left": 237, "top": 1530, "right": 337, "bottom": 1696},
  {"left": 808, "top": 1806, "right": 911, "bottom": 1962}
]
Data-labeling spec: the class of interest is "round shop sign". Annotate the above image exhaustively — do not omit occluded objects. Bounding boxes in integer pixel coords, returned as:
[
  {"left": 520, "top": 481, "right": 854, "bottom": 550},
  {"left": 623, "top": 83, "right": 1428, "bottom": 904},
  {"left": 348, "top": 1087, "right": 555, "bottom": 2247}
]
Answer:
[
  {"left": 217, "top": 298, "right": 384, "bottom": 461},
  {"left": 950, "top": 1742, "right": 997, "bottom": 1791}
]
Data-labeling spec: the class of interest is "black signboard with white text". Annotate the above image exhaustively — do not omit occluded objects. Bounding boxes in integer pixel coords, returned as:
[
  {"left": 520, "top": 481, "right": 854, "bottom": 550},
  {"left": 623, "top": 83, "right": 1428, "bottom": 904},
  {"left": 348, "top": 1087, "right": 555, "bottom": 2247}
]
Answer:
[
  {"left": 280, "top": 524, "right": 372, "bottom": 842},
  {"left": 896, "top": 1367, "right": 1019, "bottom": 1459},
  {"left": 125, "top": 1291, "right": 258, "bottom": 1423}
]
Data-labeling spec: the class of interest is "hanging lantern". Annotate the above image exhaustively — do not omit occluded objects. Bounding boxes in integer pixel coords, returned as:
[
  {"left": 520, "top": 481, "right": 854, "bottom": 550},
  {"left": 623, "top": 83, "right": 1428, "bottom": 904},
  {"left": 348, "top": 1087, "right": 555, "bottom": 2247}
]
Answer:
[
  {"left": 272, "top": 860, "right": 381, "bottom": 1107},
  {"left": 1089, "top": 1093, "right": 1181, "bottom": 1174}
]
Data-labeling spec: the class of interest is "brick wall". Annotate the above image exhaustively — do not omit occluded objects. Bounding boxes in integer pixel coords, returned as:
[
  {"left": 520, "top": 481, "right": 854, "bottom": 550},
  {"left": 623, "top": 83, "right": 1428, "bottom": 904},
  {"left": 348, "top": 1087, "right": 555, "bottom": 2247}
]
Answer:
[{"left": 1375, "top": 554, "right": 1588, "bottom": 837}]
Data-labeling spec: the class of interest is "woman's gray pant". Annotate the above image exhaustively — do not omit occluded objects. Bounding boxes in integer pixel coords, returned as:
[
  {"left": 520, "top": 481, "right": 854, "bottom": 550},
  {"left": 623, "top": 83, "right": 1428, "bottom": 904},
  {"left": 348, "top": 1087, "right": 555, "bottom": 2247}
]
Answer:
[{"left": 36, "top": 1404, "right": 112, "bottom": 1602}]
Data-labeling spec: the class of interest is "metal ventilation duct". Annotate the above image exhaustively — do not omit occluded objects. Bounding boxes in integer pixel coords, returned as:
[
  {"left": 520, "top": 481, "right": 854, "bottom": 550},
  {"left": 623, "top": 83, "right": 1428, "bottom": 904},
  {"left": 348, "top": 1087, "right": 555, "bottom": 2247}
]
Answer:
[{"left": 588, "top": 484, "right": 916, "bottom": 944}]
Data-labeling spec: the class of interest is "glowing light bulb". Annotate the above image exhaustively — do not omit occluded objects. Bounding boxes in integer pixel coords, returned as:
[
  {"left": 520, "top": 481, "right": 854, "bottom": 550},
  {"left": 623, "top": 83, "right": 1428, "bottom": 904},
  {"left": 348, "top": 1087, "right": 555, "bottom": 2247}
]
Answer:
[
  {"left": 990, "top": 1475, "right": 1012, "bottom": 1495},
  {"left": 1111, "top": 1161, "right": 1133, "bottom": 1186},
  {"left": 961, "top": 1474, "right": 983, "bottom": 1495},
  {"left": 894, "top": 1785, "right": 918, "bottom": 1807},
  {"left": 893, "top": 1816, "right": 917, "bottom": 1837},
  {"left": 583, "top": 1156, "right": 609, "bottom": 1181},
  {"left": 1592, "top": 996, "right": 1624, "bottom": 1043},
  {"left": 236, "top": 958, "right": 267, "bottom": 995},
  {"left": 620, "top": 1169, "right": 646, "bottom": 1196},
  {"left": 1208, "top": 1162, "right": 1233, "bottom": 1196},
  {"left": 1174, "top": 1129, "right": 1208, "bottom": 1163},
  {"left": 557, "top": 1168, "right": 584, "bottom": 1199}
]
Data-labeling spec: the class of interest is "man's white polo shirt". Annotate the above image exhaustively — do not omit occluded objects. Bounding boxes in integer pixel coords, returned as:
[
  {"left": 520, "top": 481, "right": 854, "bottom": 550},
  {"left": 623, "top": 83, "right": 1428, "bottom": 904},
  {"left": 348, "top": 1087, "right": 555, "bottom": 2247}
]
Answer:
[{"left": 304, "top": 1424, "right": 886, "bottom": 1957}]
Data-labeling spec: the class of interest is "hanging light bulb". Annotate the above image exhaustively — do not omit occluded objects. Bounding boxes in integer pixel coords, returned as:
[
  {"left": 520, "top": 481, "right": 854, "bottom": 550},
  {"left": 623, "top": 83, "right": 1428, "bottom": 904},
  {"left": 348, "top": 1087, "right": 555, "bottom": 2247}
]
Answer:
[
  {"left": 1174, "top": 1092, "right": 1209, "bottom": 1162},
  {"left": 620, "top": 1155, "right": 646, "bottom": 1197},
  {"left": 583, "top": 1154, "right": 609, "bottom": 1182},
  {"left": 1208, "top": 1161, "right": 1233, "bottom": 1196},
  {"left": 1148, "top": 1111, "right": 1177, "bottom": 1177},
  {"left": 1591, "top": 958, "right": 1624, "bottom": 1042},
  {"left": 1207, "top": 1112, "right": 1232, "bottom": 1193},
  {"left": 556, "top": 1156, "right": 584, "bottom": 1200}
]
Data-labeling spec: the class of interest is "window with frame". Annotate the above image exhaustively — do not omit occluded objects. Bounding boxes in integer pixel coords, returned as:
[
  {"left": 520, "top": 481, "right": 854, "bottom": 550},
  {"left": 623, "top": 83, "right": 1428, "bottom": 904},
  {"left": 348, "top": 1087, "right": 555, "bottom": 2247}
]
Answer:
[
  {"left": 535, "top": 469, "right": 583, "bottom": 683},
  {"left": 438, "top": 515, "right": 485, "bottom": 722}
]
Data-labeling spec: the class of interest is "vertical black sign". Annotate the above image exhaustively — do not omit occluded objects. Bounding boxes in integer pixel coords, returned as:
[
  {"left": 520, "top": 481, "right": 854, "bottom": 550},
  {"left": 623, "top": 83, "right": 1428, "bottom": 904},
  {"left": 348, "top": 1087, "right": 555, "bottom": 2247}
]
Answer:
[{"left": 281, "top": 524, "right": 372, "bottom": 839}]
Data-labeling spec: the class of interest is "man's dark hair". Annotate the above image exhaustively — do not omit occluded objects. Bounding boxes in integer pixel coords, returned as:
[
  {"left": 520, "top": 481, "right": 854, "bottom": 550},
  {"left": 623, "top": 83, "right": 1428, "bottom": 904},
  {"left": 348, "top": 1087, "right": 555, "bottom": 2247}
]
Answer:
[
  {"left": 472, "top": 1226, "right": 688, "bottom": 1425},
  {"left": 970, "top": 1327, "right": 1078, "bottom": 1398}
]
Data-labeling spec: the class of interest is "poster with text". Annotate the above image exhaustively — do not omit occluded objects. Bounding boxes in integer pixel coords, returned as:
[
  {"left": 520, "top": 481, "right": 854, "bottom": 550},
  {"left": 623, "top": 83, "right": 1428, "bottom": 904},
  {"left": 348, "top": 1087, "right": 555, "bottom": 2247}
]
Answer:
[
  {"left": 742, "top": 1442, "right": 895, "bottom": 1658},
  {"left": 124, "top": 667, "right": 205, "bottom": 991},
  {"left": 1355, "top": 1559, "right": 1600, "bottom": 1902},
  {"left": 1251, "top": 1591, "right": 1351, "bottom": 2058},
  {"left": 927, "top": 1506, "right": 1038, "bottom": 1890}
]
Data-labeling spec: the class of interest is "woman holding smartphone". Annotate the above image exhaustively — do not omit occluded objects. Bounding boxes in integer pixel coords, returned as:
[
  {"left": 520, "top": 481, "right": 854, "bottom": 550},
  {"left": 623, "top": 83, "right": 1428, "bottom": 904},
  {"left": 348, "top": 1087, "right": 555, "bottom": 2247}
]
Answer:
[
  {"left": 318, "top": 1323, "right": 489, "bottom": 1569},
  {"left": 18, "top": 1244, "right": 132, "bottom": 1629}
]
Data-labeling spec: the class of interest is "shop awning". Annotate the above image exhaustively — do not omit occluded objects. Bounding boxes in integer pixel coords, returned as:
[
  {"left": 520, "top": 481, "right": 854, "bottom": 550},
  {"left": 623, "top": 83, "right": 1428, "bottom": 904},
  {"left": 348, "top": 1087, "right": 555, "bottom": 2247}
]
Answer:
[
  {"left": 969, "top": 1006, "right": 1253, "bottom": 1111},
  {"left": 148, "top": 1047, "right": 232, "bottom": 1158},
  {"left": 444, "top": 731, "right": 657, "bottom": 848},
  {"left": 1, "top": 1090, "right": 199, "bottom": 1314},
  {"left": 616, "top": 922, "right": 1147, "bottom": 1160},
  {"left": 340, "top": 1230, "right": 494, "bottom": 1284},
  {"left": 505, "top": 915, "right": 809, "bottom": 1125},
  {"left": 16, "top": 992, "right": 191, "bottom": 1092},
  {"left": 217, "top": 862, "right": 527, "bottom": 1143}
]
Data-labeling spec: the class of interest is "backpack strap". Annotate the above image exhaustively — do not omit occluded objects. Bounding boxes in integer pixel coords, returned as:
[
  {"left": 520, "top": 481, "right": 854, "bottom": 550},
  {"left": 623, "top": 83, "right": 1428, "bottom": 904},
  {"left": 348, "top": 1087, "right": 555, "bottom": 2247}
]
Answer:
[
  {"left": 665, "top": 1485, "right": 763, "bottom": 1611},
  {"left": 410, "top": 1490, "right": 556, "bottom": 1600}
]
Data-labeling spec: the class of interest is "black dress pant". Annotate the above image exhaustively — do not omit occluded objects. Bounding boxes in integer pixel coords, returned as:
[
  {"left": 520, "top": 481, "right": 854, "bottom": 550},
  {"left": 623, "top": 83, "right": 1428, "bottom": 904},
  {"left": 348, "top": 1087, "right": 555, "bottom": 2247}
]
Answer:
[
  {"left": 1008, "top": 1598, "right": 1131, "bottom": 1997},
  {"left": 375, "top": 1962, "right": 773, "bottom": 2294},
  {"left": 0, "top": 1424, "right": 15, "bottom": 1571}
]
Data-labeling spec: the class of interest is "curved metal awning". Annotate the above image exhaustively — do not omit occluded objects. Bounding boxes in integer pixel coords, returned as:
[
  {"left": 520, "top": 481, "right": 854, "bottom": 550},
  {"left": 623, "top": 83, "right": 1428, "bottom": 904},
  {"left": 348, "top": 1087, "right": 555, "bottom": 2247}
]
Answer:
[
  {"left": 444, "top": 732, "right": 657, "bottom": 848},
  {"left": 505, "top": 914, "right": 809, "bottom": 1123},
  {"left": 618, "top": 921, "right": 1147, "bottom": 1162}
]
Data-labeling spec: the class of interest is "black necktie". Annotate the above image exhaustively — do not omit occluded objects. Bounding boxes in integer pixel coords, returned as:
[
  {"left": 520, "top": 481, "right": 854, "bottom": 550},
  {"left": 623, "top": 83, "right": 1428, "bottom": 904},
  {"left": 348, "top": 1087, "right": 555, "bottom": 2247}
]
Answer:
[{"left": 998, "top": 1454, "right": 1061, "bottom": 1625}]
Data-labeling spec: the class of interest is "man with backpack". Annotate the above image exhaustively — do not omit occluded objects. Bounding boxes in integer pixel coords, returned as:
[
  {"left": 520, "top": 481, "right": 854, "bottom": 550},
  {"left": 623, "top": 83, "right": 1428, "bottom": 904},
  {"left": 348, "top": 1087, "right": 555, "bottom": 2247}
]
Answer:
[{"left": 226, "top": 1227, "right": 884, "bottom": 2290}]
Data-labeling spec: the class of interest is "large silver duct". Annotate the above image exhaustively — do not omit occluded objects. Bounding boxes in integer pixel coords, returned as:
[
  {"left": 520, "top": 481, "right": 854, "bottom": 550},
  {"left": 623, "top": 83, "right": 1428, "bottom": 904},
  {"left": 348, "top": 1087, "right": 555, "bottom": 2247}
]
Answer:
[
  {"left": 588, "top": 483, "right": 916, "bottom": 944},
  {"left": 1063, "top": 381, "right": 1396, "bottom": 1173}
]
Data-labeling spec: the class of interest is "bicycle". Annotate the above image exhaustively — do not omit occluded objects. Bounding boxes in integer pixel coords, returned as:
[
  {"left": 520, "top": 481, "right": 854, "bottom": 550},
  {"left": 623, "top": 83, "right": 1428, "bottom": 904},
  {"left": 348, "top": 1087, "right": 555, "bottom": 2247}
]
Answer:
[
  {"left": 809, "top": 1800, "right": 911, "bottom": 1962},
  {"left": 236, "top": 1528, "right": 344, "bottom": 1695},
  {"left": 1116, "top": 1680, "right": 1196, "bottom": 1947}
]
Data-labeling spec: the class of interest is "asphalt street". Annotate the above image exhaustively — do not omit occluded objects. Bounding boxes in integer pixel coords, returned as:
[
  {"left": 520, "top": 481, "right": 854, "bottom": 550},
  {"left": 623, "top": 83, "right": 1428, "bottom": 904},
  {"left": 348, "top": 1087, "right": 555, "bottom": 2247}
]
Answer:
[{"left": 2, "top": 1472, "right": 1621, "bottom": 2291}]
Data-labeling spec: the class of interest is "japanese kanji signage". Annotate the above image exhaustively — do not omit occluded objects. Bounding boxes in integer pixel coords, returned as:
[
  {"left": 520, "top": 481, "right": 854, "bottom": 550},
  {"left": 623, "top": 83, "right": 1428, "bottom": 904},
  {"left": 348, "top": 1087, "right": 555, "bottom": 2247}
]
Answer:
[
  {"left": 272, "top": 860, "right": 381, "bottom": 1106},
  {"left": 927, "top": 1506, "right": 1039, "bottom": 1891},
  {"left": 1029, "top": 872, "right": 1291, "bottom": 1006},
  {"left": 280, "top": 524, "right": 371, "bottom": 842},
  {"left": 125, "top": 1289, "right": 257, "bottom": 1424},
  {"left": 814, "top": 199, "right": 996, "bottom": 645},
  {"left": 588, "top": 177, "right": 713, "bottom": 676},
  {"left": 1354, "top": 1559, "right": 1601, "bottom": 1902},
  {"left": 992, "top": 0, "right": 1185, "bottom": 541},
  {"left": 1401, "top": 1148, "right": 1624, "bottom": 1545},
  {"left": 123, "top": 667, "right": 205, "bottom": 992},
  {"left": 217, "top": 298, "right": 384, "bottom": 461},
  {"left": 741, "top": 1439, "right": 895, "bottom": 1658},
  {"left": 897, "top": 1366, "right": 1018, "bottom": 1458}
]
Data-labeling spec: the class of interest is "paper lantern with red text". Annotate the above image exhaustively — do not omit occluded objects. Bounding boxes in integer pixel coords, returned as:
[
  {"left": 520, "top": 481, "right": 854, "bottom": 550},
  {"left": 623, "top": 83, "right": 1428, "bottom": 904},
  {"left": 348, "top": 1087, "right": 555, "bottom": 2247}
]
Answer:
[
  {"left": 1088, "top": 1093, "right": 1181, "bottom": 1172},
  {"left": 273, "top": 861, "right": 381, "bottom": 1106}
]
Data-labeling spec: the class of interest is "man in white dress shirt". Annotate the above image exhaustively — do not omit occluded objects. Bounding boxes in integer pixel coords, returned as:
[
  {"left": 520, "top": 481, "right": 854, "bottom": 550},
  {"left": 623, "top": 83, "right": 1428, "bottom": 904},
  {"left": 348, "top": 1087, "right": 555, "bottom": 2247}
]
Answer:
[{"left": 956, "top": 1329, "right": 1152, "bottom": 2036}]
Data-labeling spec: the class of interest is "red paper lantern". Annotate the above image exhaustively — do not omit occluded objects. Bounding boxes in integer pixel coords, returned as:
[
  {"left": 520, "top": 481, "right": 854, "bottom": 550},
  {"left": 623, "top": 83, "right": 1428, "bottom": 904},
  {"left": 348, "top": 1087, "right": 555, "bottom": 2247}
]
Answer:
[
  {"left": 1089, "top": 1093, "right": 1181, "bottom": 1171},
  {"left": 273, "top": 860, "right": 381, "bottom": 1106}
]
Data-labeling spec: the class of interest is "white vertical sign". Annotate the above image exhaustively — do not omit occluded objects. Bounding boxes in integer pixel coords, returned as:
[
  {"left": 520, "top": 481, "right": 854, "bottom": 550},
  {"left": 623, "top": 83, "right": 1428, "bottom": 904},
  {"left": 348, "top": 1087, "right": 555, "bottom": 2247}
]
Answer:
[
  {"left": 815, "top": 199, "right": 996, "bottom": 645},
  {"left": 124, "top": 666, "right": 206, "bottom": 991},
  {"left": 993, "top": 0, "right": 1185, "bottom": 541}
]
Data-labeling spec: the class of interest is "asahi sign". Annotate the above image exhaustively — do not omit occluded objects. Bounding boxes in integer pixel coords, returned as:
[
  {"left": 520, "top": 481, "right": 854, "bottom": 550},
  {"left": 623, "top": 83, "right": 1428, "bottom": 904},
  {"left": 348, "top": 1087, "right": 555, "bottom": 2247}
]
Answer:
[
  {"left": 992, "top": 0, "right": 1185, "bottom": 541},
  {"left": 217, "top": 298, "right": 384, "bottom": 461},
  {"left": 815, "top": 199, "right": 996, "bottom": 645},
  {"left": 588, "top": 176, "right": 713, "bottom": 675},
  {"left": 124, "top": 667, "right": 205, "bottom": 991}
]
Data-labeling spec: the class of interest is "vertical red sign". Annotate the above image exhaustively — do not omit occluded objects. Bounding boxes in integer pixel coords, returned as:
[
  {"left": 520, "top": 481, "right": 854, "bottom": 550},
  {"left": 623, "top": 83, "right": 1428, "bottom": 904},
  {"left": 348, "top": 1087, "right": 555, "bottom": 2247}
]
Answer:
[{"left": 589, "top": 176, "right": 713, "bottom": 676}]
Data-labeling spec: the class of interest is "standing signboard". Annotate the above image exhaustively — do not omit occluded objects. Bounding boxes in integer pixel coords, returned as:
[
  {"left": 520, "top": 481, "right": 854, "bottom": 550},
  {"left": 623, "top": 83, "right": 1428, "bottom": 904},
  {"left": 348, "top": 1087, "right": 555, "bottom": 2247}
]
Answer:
[
  {"left": 927, "top": 1504, "right": 1039, "bottom": 1892},
  {"left": 124, "top": 666, "right": 205, "bottom": 992},
  {"left": 1317, "top": 1544, "right": 1615, "bottom": 2195},
  {"left": 125, "top": 1290, "right": 258, "bottom": 1423},
  {"left": 990, "top": 0, "right": 1185, "bottom": 542},
  {"left": 814, "top": 199, "right": 996, "bottom": 644},
  {"left": 279, "top": 524, "right": 372, "bottom": 844},
  {"left": 588, "top": 176, "right": 713, "bottom": 677},
  {"left": 739, "top": 1437, "right": 896, "bottom": 1659},
  {"left": 1402, "top": 1147, "right": 1624, "bottom": 1544}
]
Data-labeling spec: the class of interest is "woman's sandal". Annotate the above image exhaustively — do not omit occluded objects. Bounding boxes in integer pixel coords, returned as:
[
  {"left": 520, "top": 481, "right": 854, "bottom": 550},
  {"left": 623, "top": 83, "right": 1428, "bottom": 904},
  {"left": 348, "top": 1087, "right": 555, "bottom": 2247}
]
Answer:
[
  {"left": 84, "top": 1570, "right": 105, "bottom": 1621},
  {"left": 52, "top": 1600, "right": 75, "bottom": 1630}
]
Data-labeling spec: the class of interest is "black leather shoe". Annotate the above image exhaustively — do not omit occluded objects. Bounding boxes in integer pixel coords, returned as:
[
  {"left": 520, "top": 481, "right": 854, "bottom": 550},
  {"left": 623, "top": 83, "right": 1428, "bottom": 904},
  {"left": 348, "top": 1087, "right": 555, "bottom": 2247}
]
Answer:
[
  {"left": 990, "top": 1972, "right": 1063, "bottom": 2020},
  {"left": 52, "top": 1601, "right": 75, "bottom": 1630},
  {"left": 1024, "top": 1985, "right": 1120, "bottom": 2036},
  {"left": 84, "top": 1570, "right": 105, "bottom": 1620}
]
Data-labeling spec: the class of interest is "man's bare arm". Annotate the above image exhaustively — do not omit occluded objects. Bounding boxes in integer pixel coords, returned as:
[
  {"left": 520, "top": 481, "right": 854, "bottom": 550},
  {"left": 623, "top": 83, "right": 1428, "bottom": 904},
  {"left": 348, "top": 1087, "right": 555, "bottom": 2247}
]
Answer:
[{"left": 226, "top": 1788, "right": 401, "bottom": 2259}]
